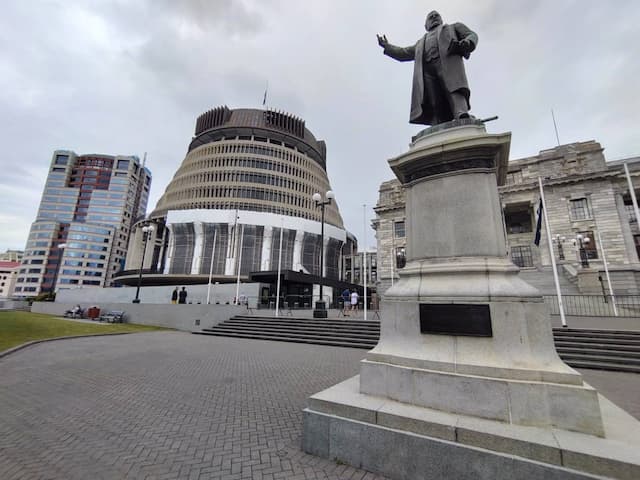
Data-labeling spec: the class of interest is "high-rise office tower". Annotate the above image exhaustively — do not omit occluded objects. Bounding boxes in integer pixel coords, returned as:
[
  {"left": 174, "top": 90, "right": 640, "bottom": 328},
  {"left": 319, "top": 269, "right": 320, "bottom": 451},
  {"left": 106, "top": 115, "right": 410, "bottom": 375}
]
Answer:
[{"left": 14, "top": 151, "right": 151, "bottom": 296}]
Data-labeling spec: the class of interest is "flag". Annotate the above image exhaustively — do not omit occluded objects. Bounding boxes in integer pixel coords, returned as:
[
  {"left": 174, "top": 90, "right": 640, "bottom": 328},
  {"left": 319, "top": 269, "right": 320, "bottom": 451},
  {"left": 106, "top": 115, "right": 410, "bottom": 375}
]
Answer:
[
  {"left": 262, "top": 89, "right": 267, "bottom": 106},
  {"left": 534, "top": 198, "right": 543, "bottom": 246}
]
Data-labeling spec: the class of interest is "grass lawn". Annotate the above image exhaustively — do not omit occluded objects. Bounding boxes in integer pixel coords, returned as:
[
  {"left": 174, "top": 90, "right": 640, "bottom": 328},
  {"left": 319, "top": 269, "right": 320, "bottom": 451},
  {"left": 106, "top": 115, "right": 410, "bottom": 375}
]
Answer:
[{"left": 0, "top": 311, "right": 170, "bottom": 352}]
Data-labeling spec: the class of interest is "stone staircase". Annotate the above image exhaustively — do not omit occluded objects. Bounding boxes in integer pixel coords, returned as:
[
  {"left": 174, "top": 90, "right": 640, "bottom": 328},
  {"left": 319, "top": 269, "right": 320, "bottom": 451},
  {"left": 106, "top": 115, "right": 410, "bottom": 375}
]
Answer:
[
  {"left": 193, "top": 315, "right": 379, "bottom": 349},
  {"left": 518, "top": 266, "right": 580, "bottom": 295},
  {"left": 194, "top": 316, "right": 640, "bottom": 373},
  {"left": 553, "top": 328, "right": 640, "bottom": 373}
]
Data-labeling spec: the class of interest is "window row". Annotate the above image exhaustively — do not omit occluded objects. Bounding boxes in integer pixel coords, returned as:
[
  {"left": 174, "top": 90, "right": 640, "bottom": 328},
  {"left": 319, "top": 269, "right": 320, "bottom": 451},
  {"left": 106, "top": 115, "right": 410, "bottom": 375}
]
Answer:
[
  {"left": 194, "top": 140, "right": 311, "bottom": 168},
  {"left": 188, "top": 155, "right": 317, "bottom": 184},
  {"left": 178, "top": 170, "right": 313, "bottom": 197}
]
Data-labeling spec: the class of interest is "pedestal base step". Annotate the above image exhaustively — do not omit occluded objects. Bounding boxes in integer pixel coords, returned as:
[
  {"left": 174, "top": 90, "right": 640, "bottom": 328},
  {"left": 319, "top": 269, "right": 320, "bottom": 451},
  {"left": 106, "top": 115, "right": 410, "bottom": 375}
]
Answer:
[{"left": 303, "top": 376, "right": 640, "bottom": 480}]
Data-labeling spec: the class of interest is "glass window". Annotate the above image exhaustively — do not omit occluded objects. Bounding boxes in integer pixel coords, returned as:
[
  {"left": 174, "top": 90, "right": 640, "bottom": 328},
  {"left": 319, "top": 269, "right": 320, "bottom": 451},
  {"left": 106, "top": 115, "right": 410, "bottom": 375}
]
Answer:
[
  {"left": 569, "top": 198, "right": 591, "bottom": 221},
  {"left": 116, "top": 159, "right": 130, "bottom": 170},
  {"left": 511, "top": 246, "right": 534, "bottom": 267},
  {"left": 394, "top": 221, "right": 405, "bottom": 238},
  {"left": 504, "top": 205, "right": 533, "bottom": 234},
  {"left": 55, "top": 155, "right": 69, "bottom": 165},
  {"left": 62, "top": 270, "right": 82, "bottom": 275},
  {"left": 396, "top": 247, "right": 406, "bottom": 269}
]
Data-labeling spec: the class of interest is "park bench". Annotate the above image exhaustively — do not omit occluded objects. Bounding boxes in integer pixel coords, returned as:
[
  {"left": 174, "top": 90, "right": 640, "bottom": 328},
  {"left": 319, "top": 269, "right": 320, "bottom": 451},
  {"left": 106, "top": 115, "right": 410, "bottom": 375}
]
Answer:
[
  {"left": 99, "top": 310, "right": 126, "bottom": 323},
  {"left": 63, "top": 307, "right": 84, "bottom": 319}
]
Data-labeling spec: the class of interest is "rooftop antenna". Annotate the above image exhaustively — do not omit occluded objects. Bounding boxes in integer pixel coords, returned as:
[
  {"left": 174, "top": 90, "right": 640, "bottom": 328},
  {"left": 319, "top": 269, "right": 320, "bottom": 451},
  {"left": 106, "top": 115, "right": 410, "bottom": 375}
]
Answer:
[
  {"left": 551, "top": 109, "right": 561, "bottom": 146},
  {"left": 262, "top": 80, "right": 269, "bottom": 107},
  {"left": 142, "top": 152, "right": 147, "bottom": 167}
]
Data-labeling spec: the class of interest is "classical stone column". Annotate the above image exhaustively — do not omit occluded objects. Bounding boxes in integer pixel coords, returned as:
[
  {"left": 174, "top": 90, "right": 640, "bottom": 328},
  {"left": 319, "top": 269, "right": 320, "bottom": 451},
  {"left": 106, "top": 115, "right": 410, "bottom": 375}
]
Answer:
[{"left": 190, "top": 221, "right": 204, "bottom": 274}]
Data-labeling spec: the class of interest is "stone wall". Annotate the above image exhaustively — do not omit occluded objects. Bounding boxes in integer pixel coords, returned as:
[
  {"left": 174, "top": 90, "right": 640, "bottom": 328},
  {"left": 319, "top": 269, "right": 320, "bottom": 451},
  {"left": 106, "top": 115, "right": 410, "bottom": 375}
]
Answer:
[{"left": 31, "top": 301, "right": 242, "bottom": 331}]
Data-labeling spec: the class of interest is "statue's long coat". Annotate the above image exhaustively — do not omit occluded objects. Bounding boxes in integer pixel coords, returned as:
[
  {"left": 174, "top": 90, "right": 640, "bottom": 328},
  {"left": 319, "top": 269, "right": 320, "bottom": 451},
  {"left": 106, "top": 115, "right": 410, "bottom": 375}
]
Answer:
[{"left": 383, "top": 23, "right": 478, "bottom": 125}]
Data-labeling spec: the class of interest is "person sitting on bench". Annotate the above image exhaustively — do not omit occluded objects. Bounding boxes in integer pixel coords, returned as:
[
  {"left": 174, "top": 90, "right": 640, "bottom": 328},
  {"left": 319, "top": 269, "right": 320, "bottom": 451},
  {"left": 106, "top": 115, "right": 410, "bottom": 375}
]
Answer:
[{"left": 64, "top": 305, "right": 83, "bottom": 318}]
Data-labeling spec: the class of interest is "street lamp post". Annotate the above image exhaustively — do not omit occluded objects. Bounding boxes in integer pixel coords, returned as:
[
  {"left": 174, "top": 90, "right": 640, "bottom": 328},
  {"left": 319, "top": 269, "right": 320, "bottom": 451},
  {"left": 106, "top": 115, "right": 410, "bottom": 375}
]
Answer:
[
  {"left": 553, "top": 234, "right": 566, "bottom": 260},
  {"left": 312, "top": 190, "right": 334, "bottom": 319},
  {"left": 574, "top": 233, "right": 591, "bottom": 268},
  {"left": 133, "top": 224, "right": 154, "bottom": 303}
]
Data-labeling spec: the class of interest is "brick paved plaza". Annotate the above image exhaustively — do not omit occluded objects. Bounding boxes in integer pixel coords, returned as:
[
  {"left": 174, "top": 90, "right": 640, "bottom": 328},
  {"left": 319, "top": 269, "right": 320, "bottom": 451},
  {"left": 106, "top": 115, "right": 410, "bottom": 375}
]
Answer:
[{"left": 1, "top": 331, "right": 639, "bottom": 480}]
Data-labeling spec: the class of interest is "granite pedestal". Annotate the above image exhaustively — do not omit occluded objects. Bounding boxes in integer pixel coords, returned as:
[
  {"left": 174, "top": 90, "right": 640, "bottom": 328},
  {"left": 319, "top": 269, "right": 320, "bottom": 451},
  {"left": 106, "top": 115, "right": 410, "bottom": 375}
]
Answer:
[{"left": 303, "top": 121, "right": 640, "bottom": 479}]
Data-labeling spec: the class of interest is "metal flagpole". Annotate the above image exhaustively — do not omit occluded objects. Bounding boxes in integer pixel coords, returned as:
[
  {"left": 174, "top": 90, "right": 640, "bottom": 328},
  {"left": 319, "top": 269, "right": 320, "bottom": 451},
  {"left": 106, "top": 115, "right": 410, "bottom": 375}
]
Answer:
[
  {"left": 390, "top": 221, "right": 395, "bottom": 287},
  {"left": 235, "top": 224, "right": 244, "bottom": 305},
  {"left": 596, "top": 230, "right": 618, "bottom": 316},
  {"left": 624, "top": 163, "right": 640, "bottom": 229},
  {"left": 227, "top": 209, "right": 239, "bottom": 276},
  {"left": 275, "top": 221, "right": 284, "bottom": 317},
  {"left": 363, "top": 204, "right": 367, "bottom": 321},
  {"left": 538, "top": 177, "right": 567, "bottom": 327},
  {"left": 551, "top": 109, "right": 561, "bottom": 146},
  {"left": 206, "top": 230, "right": 217, "bottom": 304}
]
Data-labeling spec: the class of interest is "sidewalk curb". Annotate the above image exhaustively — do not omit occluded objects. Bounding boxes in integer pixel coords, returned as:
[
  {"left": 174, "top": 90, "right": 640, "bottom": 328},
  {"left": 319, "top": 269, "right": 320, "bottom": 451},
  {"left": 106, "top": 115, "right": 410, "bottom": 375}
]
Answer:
[{"left": 0, "top": 332, "right": 134, "bottom": 360}]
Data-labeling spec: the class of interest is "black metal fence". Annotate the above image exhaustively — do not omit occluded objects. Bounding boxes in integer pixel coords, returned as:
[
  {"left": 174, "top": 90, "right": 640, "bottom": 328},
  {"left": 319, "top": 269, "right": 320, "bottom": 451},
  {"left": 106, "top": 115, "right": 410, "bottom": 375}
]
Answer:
[{"left": 543, "top": 295, "right": 640, "bottom": 317}]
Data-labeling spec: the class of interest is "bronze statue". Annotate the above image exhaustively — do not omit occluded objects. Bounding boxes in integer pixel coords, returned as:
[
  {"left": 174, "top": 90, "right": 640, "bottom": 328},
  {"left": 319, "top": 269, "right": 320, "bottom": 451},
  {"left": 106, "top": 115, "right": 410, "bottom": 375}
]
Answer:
[{"left": 377, "top": 11, "right": 478, "bottom": 126}]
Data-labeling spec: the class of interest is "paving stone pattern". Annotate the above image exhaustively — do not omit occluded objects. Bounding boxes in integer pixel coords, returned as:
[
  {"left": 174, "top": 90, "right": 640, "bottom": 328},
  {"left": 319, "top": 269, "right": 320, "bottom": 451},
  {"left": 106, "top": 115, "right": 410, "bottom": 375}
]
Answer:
[{"left": 0, "top": 332, "right": 387, "bottom": 480}]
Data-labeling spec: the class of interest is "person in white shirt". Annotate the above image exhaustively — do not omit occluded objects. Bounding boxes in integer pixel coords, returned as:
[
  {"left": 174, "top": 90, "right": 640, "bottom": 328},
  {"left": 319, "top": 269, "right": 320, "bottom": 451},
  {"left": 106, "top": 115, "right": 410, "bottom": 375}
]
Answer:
[{"left": 350, "top": 290, "right": 359, "bottom": 312}]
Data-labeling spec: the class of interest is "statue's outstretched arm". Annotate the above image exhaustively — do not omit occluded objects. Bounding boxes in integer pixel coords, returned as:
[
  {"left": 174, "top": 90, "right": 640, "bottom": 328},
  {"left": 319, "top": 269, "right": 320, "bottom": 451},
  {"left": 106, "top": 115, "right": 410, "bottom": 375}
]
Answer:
[{"left": 377, "top": 34, "right": 415, "bottom": 62}]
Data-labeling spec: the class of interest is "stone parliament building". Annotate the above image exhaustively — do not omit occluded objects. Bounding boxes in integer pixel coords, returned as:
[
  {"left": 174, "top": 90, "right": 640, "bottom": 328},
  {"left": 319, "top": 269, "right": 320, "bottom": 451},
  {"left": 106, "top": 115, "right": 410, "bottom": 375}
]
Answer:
[{"left": 374, "top": 140, "right": 640, "bottom": 294}]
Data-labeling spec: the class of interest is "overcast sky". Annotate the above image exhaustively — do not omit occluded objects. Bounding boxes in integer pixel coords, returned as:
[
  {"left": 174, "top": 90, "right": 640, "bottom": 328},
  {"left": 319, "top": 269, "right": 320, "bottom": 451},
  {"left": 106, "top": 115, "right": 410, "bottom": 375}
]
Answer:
[{"left": 1, "top": 0, "right": 639, "bottom": 252}]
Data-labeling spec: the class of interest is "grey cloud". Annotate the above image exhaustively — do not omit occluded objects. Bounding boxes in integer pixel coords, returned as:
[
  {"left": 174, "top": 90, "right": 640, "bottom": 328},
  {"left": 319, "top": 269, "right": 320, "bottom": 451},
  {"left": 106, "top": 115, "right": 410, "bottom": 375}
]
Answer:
[{"left": 1, "top": 1, "right": 640, "bottom": 251}]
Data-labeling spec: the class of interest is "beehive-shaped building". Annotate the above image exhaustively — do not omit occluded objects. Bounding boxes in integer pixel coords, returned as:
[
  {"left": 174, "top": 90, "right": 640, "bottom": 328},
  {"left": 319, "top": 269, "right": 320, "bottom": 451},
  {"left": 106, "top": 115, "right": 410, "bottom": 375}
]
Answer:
[{"left": 121, "top": 106, "right": 353, "bottom": 288}]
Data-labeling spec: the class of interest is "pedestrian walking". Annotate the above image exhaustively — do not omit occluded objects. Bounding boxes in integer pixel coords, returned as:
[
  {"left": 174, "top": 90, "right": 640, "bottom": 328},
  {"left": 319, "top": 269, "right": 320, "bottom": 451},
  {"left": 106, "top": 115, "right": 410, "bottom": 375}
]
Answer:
[
  {"left": 171, "top": 287, "right": 178, "bottom": 304},
  {"left": 178, "top": 286, "right": 188, "bottom": 304},
  {"left": 350, "top": 290, "right": 359, "bottom": 312},
  {"left": 341, "top": 288, "right": 351, "bottom": 316}
]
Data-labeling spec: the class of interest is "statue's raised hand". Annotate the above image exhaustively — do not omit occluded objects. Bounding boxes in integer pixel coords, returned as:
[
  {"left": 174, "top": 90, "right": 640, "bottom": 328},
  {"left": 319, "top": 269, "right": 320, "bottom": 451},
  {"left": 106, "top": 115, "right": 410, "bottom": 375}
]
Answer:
[{"left": 377, "top": 34, "right": 388, "bottom": 48}]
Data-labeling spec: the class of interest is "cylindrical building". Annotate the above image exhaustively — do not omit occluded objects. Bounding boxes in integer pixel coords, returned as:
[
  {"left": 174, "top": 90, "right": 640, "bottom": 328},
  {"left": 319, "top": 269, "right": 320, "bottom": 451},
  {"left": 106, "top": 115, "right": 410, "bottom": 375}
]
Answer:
[{"left": 119, "top": 106, "right": 354, "bottom": 290}]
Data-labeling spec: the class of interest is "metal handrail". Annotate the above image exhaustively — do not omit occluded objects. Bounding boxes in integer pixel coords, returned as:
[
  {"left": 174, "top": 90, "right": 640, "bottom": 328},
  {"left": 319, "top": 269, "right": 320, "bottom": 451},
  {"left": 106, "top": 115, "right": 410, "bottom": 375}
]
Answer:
[{"left": 543, "top": 294, "right": 640, "bottom": 318}]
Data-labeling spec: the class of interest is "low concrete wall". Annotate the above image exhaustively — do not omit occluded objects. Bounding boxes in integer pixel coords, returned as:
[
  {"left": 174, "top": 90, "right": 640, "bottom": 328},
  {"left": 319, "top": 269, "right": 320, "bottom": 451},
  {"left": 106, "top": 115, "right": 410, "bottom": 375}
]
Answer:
[
  {"left": 31, "top": 302, "right": 243, "bottom": 331},
  {"left": 56, "top": 283, "right": 262, "bottom": 307},
  {"left": 0, "top": 300, "right": 29, "bottom": 310}
]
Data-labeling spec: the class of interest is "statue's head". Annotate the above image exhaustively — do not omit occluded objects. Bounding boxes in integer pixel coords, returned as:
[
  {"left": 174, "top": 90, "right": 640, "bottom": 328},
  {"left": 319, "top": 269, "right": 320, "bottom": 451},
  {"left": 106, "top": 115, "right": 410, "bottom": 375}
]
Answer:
[{"left": 425, "top": 10, "right": 443, "bottom": 31}]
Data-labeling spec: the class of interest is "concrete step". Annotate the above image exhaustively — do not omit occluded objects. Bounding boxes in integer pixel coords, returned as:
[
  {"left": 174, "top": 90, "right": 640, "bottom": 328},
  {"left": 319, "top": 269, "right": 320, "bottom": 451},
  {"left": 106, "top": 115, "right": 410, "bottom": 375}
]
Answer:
[
  {"left": 556, "top": 346, "right": 640, "bottom": 359},
  {"left": 221, "top": 321, "right": 379, "bottom": 333},
  {"left": 230, "top": 316, "right": 380, "bottom": 328},
  {"left": 206, "top": 324, "right": 380, "bottom": 338},
  {"left": 553, "top": 333, "right": 640, "bottom": 344},
  {"left": 553, "top": 338, "right": 640, "bottom": 349},
  {"left": 562, "top": 359, "right": 640, "bottom": 374},
  {"left": 554, "top": 341, "right": 640, "bottom": 353},
  {"left": 558, "top": 352, "right": 640, "bottom": 367},
  {"left": 554, "top": 328, "right": 640, "bottom": 335},
  {"left": 193, "top": 330, "right": 376, "bottom": 349},
  {"left": 203, "top": 326, "right": 378, "bottom": 344}
]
